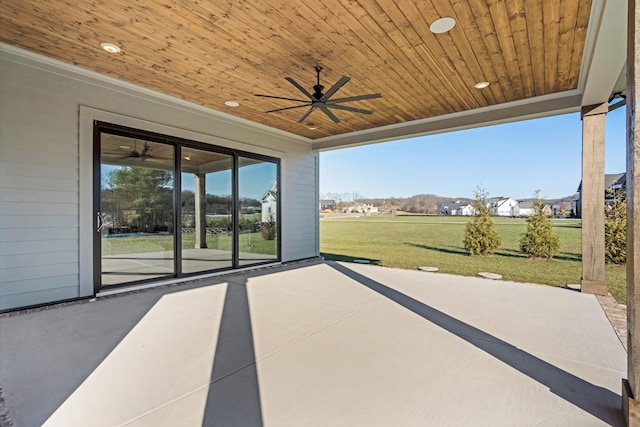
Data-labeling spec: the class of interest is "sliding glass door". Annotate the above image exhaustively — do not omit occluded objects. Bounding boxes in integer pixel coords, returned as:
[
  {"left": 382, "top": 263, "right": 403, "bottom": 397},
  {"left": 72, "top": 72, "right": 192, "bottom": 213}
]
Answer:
[
  {"left": 95, "top": 123, "right": 280, "bottom": 291},
  {"left": 181, "top": 148, "right": 233, "bottom": 274},
  {"left": 99, "top": 134, "right": 175, "bottom": 286},
  {"left": 238, "top": 157, "right": 279, "bottom": 266}
]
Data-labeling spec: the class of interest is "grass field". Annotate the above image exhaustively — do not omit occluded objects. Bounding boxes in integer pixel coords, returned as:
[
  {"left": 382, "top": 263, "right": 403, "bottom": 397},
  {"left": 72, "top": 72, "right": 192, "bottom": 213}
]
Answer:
[
  {"left": 101, "top": 232, "right": 277, "bottom": 256},
  {"left": 320, "top": 215, "right": 627, "bottom": 304}
]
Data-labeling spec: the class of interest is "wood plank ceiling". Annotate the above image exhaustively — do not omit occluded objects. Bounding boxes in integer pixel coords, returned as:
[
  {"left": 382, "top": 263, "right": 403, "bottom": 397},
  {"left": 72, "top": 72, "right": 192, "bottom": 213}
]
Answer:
[{"left": 0, "top": 0, "right": 592, "bottom": 139}]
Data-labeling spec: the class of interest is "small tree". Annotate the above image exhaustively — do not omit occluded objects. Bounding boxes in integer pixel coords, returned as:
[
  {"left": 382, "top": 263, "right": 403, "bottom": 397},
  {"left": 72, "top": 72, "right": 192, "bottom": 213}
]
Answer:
[
  {"left": 464, "top": 187, "right": 501, "bottom": 255},
  {"left": 519, "top": 192, "right": 560, "bottom": 259},
  {"left": 605, "top": 189, "right": 626, "bottom": 264},
  {"left": 261, "top": 213, "right": 277, "bottom": 240}
]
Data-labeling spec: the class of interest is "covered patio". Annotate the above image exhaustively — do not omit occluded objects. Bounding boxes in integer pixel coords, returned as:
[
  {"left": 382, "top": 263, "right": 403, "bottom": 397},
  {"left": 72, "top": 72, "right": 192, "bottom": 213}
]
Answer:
[
  {"left": 0, "top": 261, "right": 627, "bottom": 426},
  {"left": 2, "top": 0, "right": 640, "bottom": 424}
]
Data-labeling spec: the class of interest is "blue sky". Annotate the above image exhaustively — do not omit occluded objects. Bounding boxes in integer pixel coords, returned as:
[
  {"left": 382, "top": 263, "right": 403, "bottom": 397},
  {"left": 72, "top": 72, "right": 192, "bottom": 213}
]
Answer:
[{"left": 319, "top": 107, "right": 627, "bottom": 200}]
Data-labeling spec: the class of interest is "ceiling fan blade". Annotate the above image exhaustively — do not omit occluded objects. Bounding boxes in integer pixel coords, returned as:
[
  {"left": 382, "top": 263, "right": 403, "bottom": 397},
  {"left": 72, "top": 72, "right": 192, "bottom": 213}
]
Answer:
[
  {"left": 255, "top": 94, "right": 309, "bottom": 103},
  {"left": 266, "top": 104, "right": 312, "bottom": 113},
  {"left": 320, "top": 76, "right": 350, "bottom": 102},
  {"left": 319, "top": 104, "right": 341, "bottom": 123},
  {"left": 327, "top": 93, "right": 382, "bottom": 104},
  {"left": 327, "top": 104, "right": 374, "bottom": 115},
  {"left": 285, "top": 77, "right": 315, "bottom": 100},
  {"left": 298, "top": 106, "right": 317, "bottom": 123}
]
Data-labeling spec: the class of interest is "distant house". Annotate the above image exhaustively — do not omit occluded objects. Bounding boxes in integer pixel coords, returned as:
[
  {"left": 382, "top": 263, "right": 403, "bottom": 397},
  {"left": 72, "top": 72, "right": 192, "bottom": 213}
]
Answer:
[
  {"left": 262, "top": 189, "right": 277, "bottom": 223},
  {"left": 440, "top": 201, "right": 456, "bottom": 215},
  {"left": 359, "top": 203, "right": 379, "bottom": 214},
  {"left": 574, "top": 172, "right": 626, "bottom": 217},
  {"left": 511, "top": 201, "right": 556, "bottom": 217},
  {"left": 440, "top": 200, "right": 474, "bottom": 216},
  {"left": 511, "top": 201, "right": 534, "bottom": 217},
  {"left": 456, "top": 203, "right": 475, "bottom": 216},
  {"left": 319, "top": 199, "right": 336, "bottom": 212},
  {"left": 489, "top": 197, "right": 518, "bottom": 216}
]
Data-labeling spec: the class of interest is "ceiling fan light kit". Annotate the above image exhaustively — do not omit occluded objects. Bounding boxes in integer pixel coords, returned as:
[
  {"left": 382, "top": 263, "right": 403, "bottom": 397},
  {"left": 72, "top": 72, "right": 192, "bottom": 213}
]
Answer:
[{"left": 255, "top": 66, "right": 382, "bottom": 124}]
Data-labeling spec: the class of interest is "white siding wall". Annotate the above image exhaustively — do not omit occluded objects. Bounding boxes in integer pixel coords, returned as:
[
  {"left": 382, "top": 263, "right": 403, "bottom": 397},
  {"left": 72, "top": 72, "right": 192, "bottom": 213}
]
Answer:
[{"left": 0, "top": 45, "right": 319, "bottom": 311}]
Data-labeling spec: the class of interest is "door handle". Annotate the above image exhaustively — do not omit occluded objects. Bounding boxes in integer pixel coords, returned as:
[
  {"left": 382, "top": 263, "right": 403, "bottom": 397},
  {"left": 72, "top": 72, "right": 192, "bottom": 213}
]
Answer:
[{"left": 97, "top": 212, "right": 106, "bottom": 233}]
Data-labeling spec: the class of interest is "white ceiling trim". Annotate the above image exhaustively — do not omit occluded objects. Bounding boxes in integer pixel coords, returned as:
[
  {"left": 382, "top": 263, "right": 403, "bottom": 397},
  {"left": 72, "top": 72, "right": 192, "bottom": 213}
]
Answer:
[
  {"left": 312, "top": 90, "right": 582, "bottom": 151},
  {"left": 579, "top": 0, "right": 627, "bottom": 105}
]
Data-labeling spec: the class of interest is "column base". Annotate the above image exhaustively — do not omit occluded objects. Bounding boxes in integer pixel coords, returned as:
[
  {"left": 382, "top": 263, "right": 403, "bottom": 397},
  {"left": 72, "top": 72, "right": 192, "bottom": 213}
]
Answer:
[
  {"left": 623, "top": 379, "right": 640, "bottom": 426},
  {"left": 194, "top": 244, "right": 208, "bottom": 249},
  {"left": 581, "top": 279, "right": 608, "bottom": 295}
]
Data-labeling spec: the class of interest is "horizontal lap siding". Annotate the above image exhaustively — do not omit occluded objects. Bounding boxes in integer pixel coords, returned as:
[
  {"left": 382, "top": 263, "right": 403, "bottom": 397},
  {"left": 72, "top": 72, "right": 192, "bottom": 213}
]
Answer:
[
  {"left": 0, "top": 47, "right": 317, "bottom": 310},
  {"left": 0, "top": 58, "right": 81, "bottom": 310},
  {"left": 0, "top": 286, "right": 80, "bottom": 311},
  {"left": 281, "top": 153, "right": 318, "bottom": 261}
]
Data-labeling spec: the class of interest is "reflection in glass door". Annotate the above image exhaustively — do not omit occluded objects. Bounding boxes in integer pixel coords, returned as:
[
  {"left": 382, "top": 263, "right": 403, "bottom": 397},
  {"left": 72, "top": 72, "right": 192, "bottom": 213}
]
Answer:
[
  {"left": 238, "top": 157, "right": 279, "bottom": 266},
  {"left": 95, "top": 124, "right": 281, "bottom": 291},
  {"left": 99, "top": 134, "right": 175, "bottom": 286},
  {"left": 181, "top": 148, "right": 233, "bottom": 274}
]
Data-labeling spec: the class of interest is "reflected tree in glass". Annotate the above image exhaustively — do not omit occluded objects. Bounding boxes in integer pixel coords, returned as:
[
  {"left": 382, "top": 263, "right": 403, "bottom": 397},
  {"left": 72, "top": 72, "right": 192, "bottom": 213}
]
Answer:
[{"left": 100, "top": 137, "right": 175, "bottom": 286}]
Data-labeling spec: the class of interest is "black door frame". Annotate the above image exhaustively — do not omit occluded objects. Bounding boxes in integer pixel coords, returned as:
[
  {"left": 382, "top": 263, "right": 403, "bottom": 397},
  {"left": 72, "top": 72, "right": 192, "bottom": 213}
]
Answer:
[{"left": 92, "top": 121, "right": 281, "bottom": 294}]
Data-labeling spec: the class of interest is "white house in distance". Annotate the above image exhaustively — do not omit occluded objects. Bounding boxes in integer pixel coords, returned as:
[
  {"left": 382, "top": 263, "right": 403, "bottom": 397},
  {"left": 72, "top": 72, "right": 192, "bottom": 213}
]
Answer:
[
  {"left": 510, "top": 201, "right": 535, "bottom": 217},
  {"left": 440, "top": 200, "right": 474, "bottom": 216},
  {"left": 261, "top": 188, "right": 277, "bottom": 223},
  {"left": 489, "top": 197, "right": 518, "bottom": 216}
]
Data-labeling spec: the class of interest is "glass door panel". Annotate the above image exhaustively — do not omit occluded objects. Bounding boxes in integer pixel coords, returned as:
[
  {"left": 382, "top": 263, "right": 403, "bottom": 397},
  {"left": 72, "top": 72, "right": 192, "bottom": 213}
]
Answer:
[
  {"left": 238, "top": 157, "right": 278, "bottom": 266},
  {"left": 99, "top": 134, "right": 175, "bottom": 286},
  {"left": 181, "top": 149, "right": 233, "bottom": 273}
]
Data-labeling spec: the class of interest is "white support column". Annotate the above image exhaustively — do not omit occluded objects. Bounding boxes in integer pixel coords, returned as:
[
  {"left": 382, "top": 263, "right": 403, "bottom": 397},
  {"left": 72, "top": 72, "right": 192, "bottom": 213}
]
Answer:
[
  {"left": 194, "top": 173, "right": 207, "bottom": 249},
  {"left": 580, "top": 102, "right": 608, "bottom": 295},
  {"left": 624, "top": 1, "right": 640, "bottom": 424}
]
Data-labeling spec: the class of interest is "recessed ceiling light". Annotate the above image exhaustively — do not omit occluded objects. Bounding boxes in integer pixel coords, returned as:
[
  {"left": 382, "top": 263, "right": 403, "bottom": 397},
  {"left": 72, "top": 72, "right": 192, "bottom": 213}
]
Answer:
[
  {"left": 474, "top": 81, "right": 490, "bottom": 89},
  {"left": 430, "top": 17, "right": 456, "bottom": 34},
  {"left": 100, "top": 42, "right": 121, "bottom": 53},
  {"left": 119, "top": 145, "right": 130, "bottom": 150},
  {"left": 184, "top": 156, "right": 191, "bottom": 161},
  {"left": 225, "top": 101, "right": 240, "bottom": 107},
  {"left": 308, "top": 127, "right": 317, "bottom": 130}
]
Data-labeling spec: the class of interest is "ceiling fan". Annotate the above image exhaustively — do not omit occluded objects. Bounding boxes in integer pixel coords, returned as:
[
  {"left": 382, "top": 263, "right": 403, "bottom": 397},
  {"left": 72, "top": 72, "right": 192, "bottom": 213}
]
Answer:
[
  {"left": 121, "top": 141, "right": 151, "bottom": 160},
  {"left": 255, "top": 66, "right": 382, "bottom": 124},
  {"left": 120, "top": 141, "right": 166, "bottom": 162}
]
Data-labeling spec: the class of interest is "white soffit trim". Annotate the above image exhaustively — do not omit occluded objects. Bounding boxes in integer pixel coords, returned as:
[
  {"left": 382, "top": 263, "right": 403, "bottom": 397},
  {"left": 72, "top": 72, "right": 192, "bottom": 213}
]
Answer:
[
  {"left": 580, "top": 0, "right": 627, "bottom": 106},
  {"left": 0, "top": 42, "right": 311, "bottom": 147},
  {"left": 312, "top": 90, "right": 582, "bottom": 151}
]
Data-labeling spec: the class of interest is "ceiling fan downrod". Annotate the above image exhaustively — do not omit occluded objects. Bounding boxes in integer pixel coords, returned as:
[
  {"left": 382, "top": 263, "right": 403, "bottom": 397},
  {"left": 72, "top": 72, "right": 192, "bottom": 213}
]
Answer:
[{"left": 312, "top": 65, "right": 324, "bottom": 100}]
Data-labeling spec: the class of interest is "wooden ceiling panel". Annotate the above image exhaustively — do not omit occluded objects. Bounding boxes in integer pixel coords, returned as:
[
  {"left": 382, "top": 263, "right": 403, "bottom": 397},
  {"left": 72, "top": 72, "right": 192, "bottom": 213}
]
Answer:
[{"left": 0, "top": 0, "right": 592, "bottom": 139}]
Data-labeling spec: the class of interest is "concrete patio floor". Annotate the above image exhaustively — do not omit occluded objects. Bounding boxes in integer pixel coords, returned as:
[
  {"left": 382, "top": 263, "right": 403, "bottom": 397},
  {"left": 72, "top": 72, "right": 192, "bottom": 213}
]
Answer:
[{"left": 0, "top": 260, "right": 627, "bottom": 426}]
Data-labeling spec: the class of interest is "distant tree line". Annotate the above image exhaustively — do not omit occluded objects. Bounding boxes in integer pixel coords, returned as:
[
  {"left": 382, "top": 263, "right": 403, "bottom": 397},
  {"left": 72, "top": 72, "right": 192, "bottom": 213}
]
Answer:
[
  {"left": 322, "top": 192, "right": 575, "bottom": 215},
  {"left": 102, "top": 167, "right": 263, "bottom": 233},
  {"left": 180, "top": 190, "right": 243, "bottom": 215}
]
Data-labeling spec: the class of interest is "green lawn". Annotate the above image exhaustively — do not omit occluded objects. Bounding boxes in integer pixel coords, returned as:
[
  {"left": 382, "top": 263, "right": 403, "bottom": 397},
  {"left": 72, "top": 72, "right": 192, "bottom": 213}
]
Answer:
[
  {"left": 101, "top": 232, "right": 277, "bottom": 256},
  {"left": 320, "top": 215, "right": 627, "bottom": 304}
]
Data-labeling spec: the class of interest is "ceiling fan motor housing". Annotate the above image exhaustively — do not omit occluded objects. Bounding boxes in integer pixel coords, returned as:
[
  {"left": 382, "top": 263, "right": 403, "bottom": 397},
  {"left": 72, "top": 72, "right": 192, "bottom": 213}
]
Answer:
[{"left": 312, "top": 85, "right": 324, "bottom": 100}]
